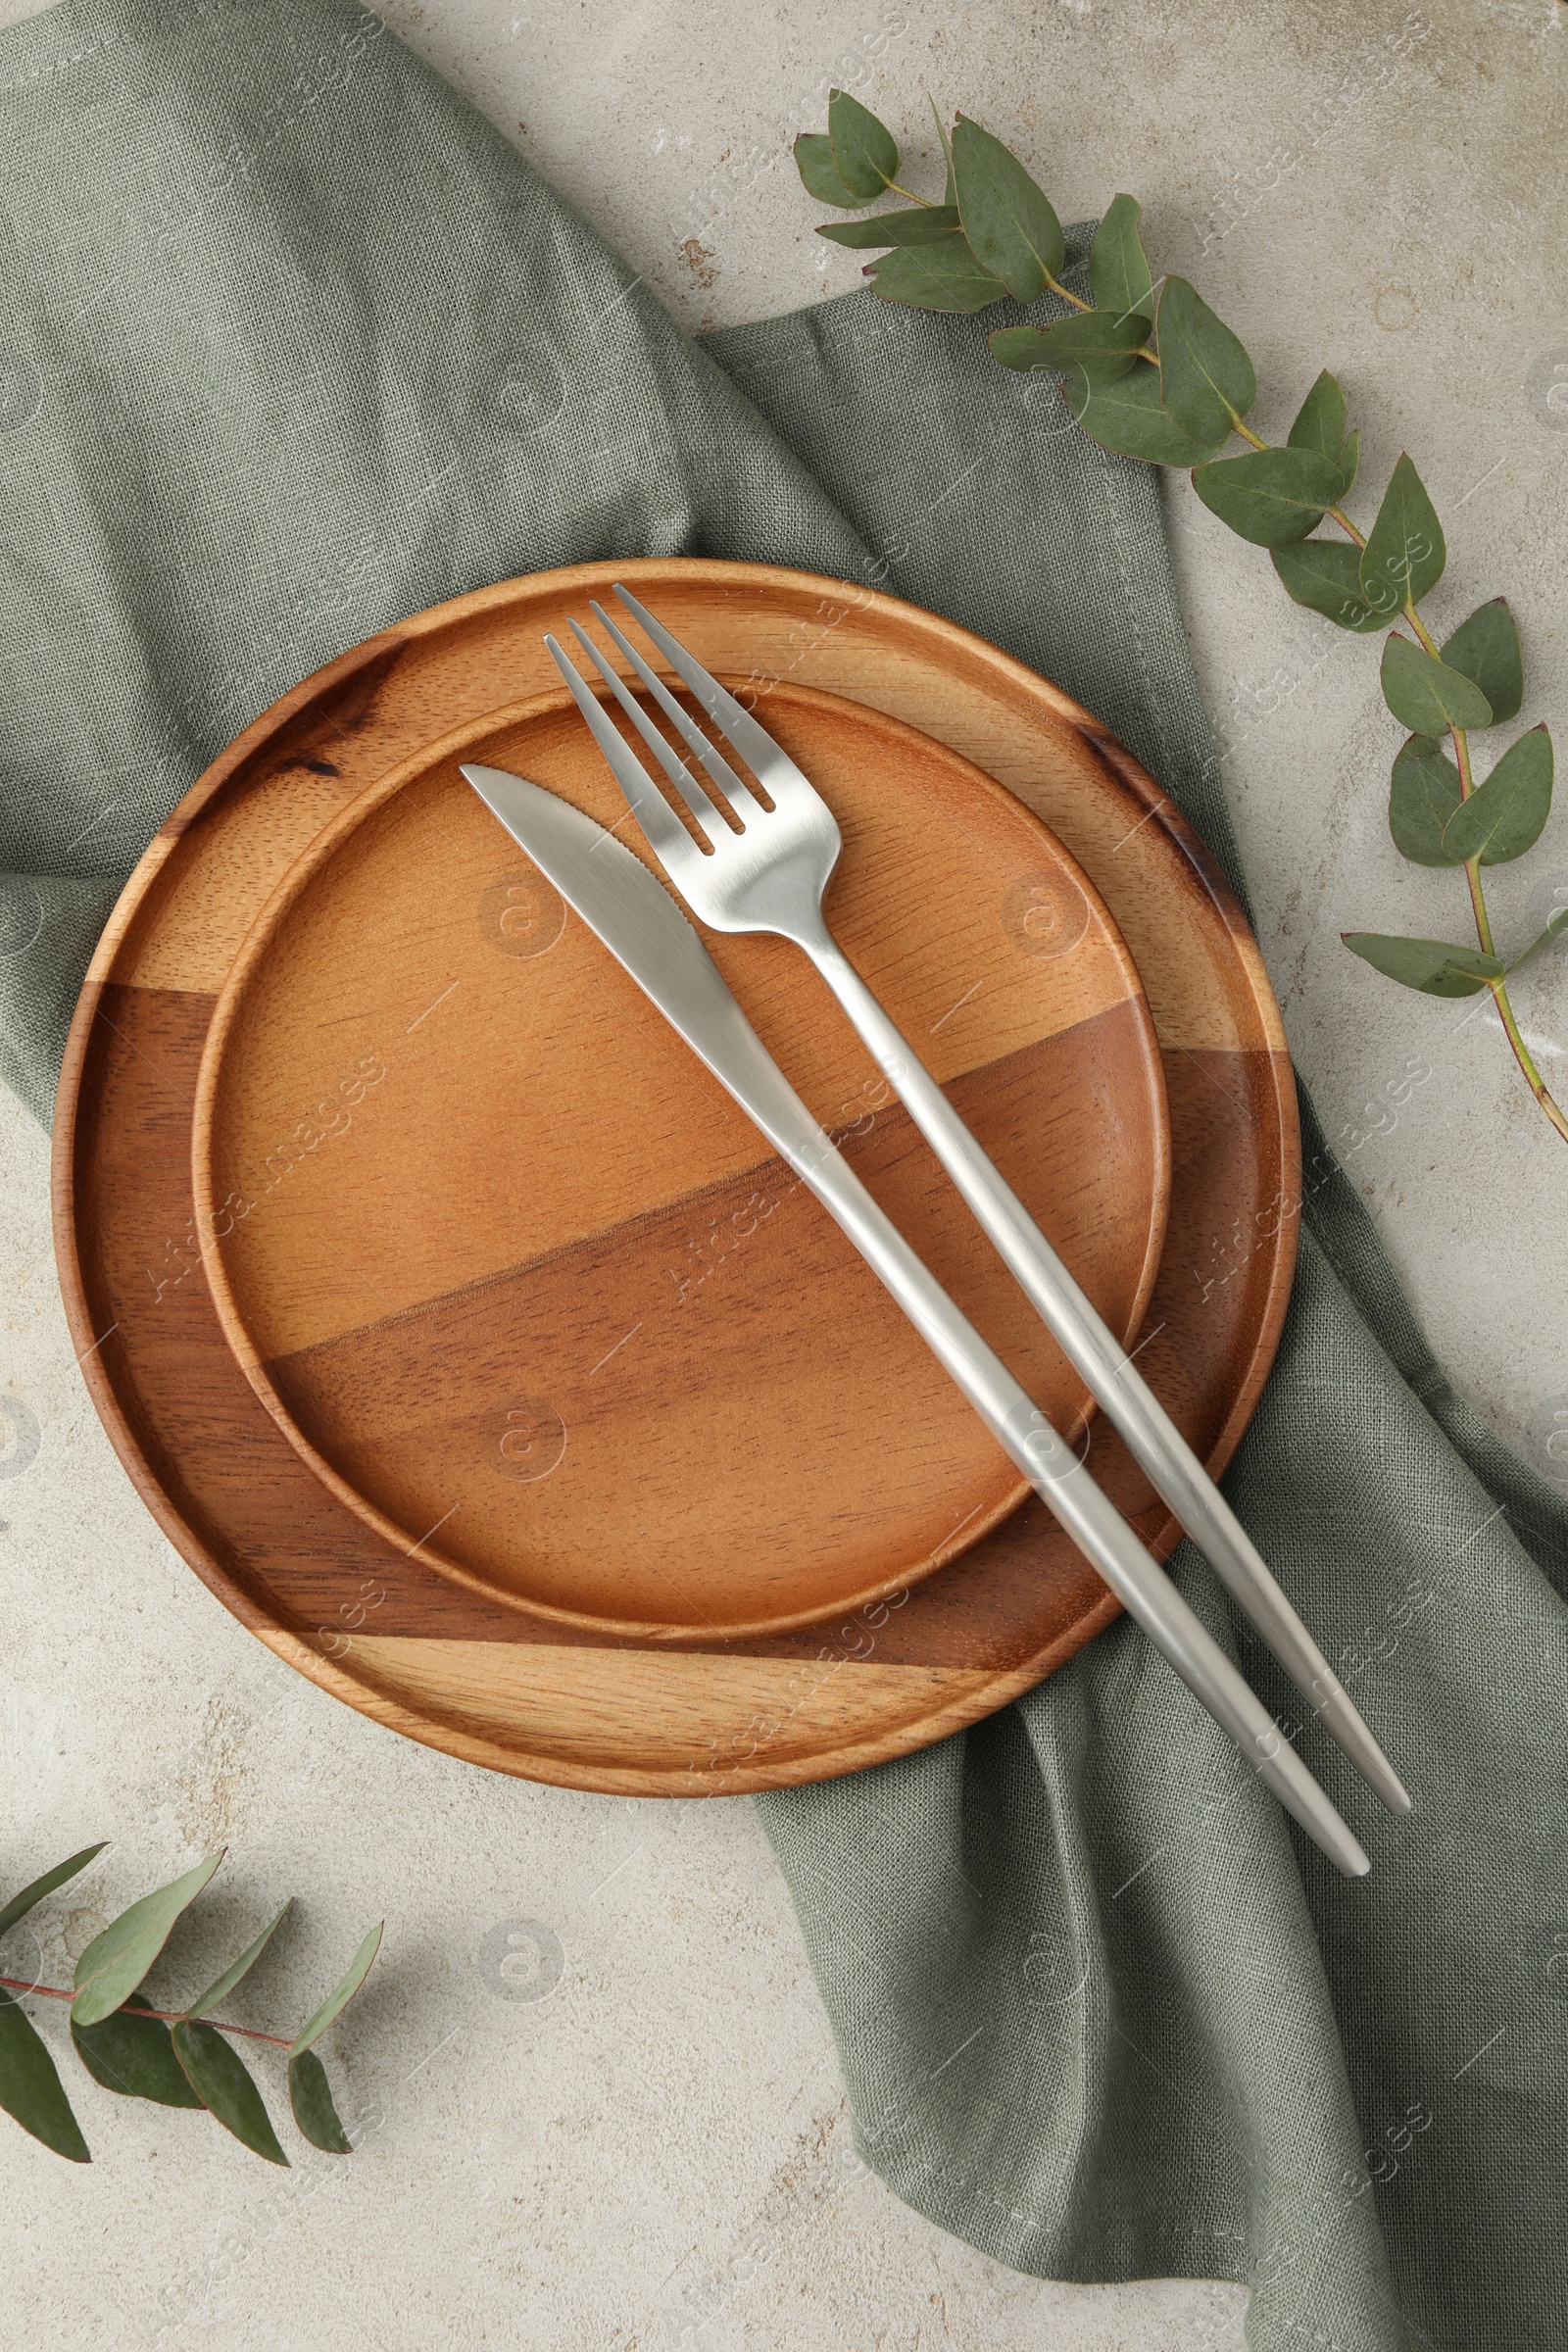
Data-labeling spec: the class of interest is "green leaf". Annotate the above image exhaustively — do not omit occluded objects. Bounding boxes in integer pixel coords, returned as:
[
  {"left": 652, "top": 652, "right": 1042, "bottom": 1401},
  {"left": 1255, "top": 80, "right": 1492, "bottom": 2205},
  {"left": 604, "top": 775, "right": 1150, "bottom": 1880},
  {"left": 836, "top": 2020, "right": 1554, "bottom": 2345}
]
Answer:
[
  {"left": 1192, "top": 446, "right": 1348, "bottom": 547},
  {"left": 1381, "top": 635, "right": 1494, "bottom": 736},
  {"left": 1443, "top": 599, "right": 1523, "bottom": 726},
  {"left": 1089, "top": 193, "right": 1154, "bottom": 320},
  {"left": 1359, "top": 452, "right": 1446, "bottom": 613},
  {"left": 72, "top": 2008, "right": 204, "bottom": 2107},
  {"left": 0, "top": 1845, "right": 106, "bottom": 1943},
  {"left": 185, "top": 1902, "right": 292, "bottom": 2023},
  {"left": 1342, "top": 932, "right": 1503, "bottom": 998},
  {"left": 288, "top": 1923, "right": 383, "bottom": 2062},
  {"left": 172, "top": 2018, "right": 289, "bottom": 2165},
  {"left": 952, "top": 115, "right": 1065, "bottom": 302},
  {"left": 1288, "top": 369, "right": 1347, "bottom": 463},
  {"left": 1271, "top": 538, "right": 1386, "bottom": 631},
  {"left": 828, "top": 89, "right": 899, "bottom": 203},
  {"left": 1066, "top": 360, "right": 1227, "bottom": 466},
  {"left": 1389, "top": 737, "right": 1464, "bottom": 865},
  {"left": 989, "top": 309, "right": 1148, "bottom": 386},
  {"left": 928, "top": 94, "right": 956, "bottom": 208},
  {"left": 1443, "top": 725, "right": 1553, "bottom": 866},
  {"left": 0, "top": 1988, "right": 89, "bottom": 2160},
  {"left": 1337, "top": 429, "right": 1360, "bottom": 498},
  {"left": 815, "top": 205, "right": 961, "bottom": 249},
  {"left": 1154, "top": 277, "right": 1256, "bottom": 446},
  {"left": 865, "top": 239, "right": 1008, "bottom": 314},
  {"left": 1287, "top": 369, "right": 1357, "bottom": 495},
  {"left": 1508, "top": 906, "right": 1568, "bottom": 974},
  {"left": 793, "top": 133, "right": 869, "bottom": 211},
  {"left": 289, "top": 2048, "right": 352, "bottom": 2154},
  {"left": 72, "top": 1853, "right": 223, "bottom": 2029}
]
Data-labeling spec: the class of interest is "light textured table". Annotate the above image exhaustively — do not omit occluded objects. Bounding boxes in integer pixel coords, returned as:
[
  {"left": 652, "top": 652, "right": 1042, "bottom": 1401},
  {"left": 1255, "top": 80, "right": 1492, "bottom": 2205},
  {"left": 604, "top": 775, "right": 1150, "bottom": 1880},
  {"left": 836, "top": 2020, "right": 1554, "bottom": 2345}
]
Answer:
[{"left": 1, "top": 2, "right": 1563, "bottom": 2344}]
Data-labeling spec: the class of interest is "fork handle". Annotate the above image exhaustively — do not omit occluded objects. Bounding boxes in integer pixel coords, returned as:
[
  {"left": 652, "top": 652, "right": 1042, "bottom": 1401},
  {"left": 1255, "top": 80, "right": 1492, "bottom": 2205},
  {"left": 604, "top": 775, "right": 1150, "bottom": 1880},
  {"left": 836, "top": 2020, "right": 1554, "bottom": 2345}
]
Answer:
[
  {"left": 801, "top": 924, "right": 1408, "bottom": 1820},
  {"left": 758, "top": 1099, "right": 1368, "bottom": 1877}
]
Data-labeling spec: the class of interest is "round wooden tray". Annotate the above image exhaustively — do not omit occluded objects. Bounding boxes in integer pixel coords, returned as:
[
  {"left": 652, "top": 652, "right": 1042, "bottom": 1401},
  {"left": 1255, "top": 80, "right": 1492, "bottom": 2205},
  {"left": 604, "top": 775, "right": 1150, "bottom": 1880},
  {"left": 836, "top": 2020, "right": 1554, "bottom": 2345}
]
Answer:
[
  {"left": 191, "top": 681, "right": 1168, "bottom": 1642},
  {"left": 53, "top": 557, "right": 1300, "bottom": 1795}
]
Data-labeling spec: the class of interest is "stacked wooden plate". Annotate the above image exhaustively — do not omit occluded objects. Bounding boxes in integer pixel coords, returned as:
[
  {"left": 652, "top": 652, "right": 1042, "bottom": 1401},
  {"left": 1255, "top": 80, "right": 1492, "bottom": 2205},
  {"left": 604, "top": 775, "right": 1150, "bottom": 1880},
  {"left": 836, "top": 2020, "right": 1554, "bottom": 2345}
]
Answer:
[{"left": 53, "top": 560, "right": 1298, "bottom": 1794}]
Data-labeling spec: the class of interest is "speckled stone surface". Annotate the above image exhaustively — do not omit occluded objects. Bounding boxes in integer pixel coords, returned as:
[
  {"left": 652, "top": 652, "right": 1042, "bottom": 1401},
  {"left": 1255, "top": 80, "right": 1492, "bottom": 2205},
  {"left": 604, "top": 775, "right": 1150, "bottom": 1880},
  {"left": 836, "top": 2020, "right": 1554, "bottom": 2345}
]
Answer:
[{"left": 0, "top": 1, "right": 1563, "bottom": 2343}]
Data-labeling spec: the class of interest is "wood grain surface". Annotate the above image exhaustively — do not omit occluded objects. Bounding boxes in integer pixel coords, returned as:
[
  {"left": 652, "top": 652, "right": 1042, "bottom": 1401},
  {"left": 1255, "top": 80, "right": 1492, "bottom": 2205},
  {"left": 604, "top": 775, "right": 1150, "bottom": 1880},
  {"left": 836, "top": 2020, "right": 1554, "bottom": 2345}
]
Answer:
[
  {"left": 191, "top": 681, "right": 1168, "bottom": 1641},
  {"left": 53, "top": 557, "right": 1300, "bottom": 1794}
]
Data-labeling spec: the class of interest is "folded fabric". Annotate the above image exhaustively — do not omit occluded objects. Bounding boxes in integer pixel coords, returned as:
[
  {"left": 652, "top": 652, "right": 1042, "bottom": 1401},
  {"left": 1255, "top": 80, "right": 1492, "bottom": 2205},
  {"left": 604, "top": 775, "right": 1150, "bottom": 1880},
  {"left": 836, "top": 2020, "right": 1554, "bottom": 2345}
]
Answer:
[{"left": 1, "top": 3, "right": 1563, "bottom": 2343}]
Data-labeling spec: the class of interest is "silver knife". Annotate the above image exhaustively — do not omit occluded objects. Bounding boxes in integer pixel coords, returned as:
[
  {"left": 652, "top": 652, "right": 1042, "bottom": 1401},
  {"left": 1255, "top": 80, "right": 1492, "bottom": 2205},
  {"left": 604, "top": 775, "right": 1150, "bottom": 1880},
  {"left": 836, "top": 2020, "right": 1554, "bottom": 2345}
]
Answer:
[{"left": 464, "top": 761, "right": 1373, "bottom": 1878}]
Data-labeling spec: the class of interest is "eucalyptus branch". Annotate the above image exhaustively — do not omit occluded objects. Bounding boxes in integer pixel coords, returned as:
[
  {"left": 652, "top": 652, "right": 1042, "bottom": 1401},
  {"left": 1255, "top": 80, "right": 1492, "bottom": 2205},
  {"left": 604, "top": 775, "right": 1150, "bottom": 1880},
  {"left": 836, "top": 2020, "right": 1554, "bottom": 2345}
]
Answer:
[
  {"left": 0, "top": 1843, "right": 382, "bottom": 2166},
  {"left": 795, "top": 90, "right": 1568, "bottom": 1147}
]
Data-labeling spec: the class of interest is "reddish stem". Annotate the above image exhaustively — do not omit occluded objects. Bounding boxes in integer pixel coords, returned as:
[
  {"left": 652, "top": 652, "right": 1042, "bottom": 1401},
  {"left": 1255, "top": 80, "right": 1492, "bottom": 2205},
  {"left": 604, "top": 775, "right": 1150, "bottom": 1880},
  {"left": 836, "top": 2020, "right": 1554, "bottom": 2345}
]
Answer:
[{"left": 0, "top": 1976, "right": 292, "bottom": 2047}]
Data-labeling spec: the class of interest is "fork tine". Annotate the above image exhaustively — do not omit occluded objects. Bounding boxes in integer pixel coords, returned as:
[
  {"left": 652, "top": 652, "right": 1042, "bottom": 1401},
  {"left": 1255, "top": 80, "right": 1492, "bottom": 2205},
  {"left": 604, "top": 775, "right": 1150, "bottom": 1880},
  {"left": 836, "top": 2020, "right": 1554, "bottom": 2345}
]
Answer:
[
  {"left": 588, "top": 601, "right": 764, "bottom": 817},
  {"left": 542, "top": 633, "right": 701, "bottom": 875},
  {"left": 612, "top": 583, "right": 796, "bottom": 780},
  {"left": 564, "top": 620, "right": 731, "bottom": 846}
]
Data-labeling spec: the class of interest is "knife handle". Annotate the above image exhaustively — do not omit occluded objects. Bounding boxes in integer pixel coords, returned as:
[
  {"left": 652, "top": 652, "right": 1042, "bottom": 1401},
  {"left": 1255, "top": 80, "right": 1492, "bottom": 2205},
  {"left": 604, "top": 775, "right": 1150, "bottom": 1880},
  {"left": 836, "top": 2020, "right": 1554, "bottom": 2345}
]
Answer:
[{"left": 754, "top": 1106, "right": 1368, "bottom": 1878}]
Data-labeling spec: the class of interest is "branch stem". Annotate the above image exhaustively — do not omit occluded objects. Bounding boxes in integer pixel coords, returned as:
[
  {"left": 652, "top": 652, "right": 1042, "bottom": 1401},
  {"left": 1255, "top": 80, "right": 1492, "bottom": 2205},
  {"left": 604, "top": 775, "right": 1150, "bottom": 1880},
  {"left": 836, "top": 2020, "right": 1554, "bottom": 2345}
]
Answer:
[
  {"left": 1404, "top": 604, "right": 1442, "bottom": 659},
  {"left": 1484, "top": 974, "right": 1568, "bottom": 1144},
  {"left": 1446, "top": 720, "right": 1568, "bottom": 1144},
  {"left": 0, "top": 1977, "right": 292, "bottom": 2048}
]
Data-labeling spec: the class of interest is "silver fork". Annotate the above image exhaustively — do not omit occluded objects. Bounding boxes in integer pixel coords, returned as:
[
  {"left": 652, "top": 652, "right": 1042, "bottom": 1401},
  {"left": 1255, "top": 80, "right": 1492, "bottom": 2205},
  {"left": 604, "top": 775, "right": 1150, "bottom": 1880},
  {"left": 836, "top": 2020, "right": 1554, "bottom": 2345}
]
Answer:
[{"left": 545, "top": 583, "right": 1409, "bottom": 1821}]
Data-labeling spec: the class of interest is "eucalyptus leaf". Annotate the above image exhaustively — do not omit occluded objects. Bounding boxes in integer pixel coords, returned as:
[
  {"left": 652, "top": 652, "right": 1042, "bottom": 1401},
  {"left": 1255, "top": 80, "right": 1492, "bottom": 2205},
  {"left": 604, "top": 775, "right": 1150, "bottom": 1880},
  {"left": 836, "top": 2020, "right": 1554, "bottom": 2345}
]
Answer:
[
  {"left": 1342, "top": 931, "right": 1504, "bottom": 998},
  {"left": 1154, "top": 276, "right": 1256, "bottom": 445},
  {"left": 792, "top": 132, "right": 868, "bottom": 210},
  {"left": 185, "top": 1901, "right": 293, "bottom": 2024},
  {"left": 1271, "top": 538, "right": 1385, "bottom": 631},
  {"left": 1389, "top": 737, "right": 1464, "bottom": 866},
  {"left": 1192, "top": 446, "right": 1347, "bottom": 547},
  {"left": 1508, "top": 906, "right": 1568, "bottom": 974},
  {"left": 1337, "top": 428, "right": 1360, "bottom": 497},
  {"left": 815, "top": 205, "right": 961, "bottom": 249},
  {"left": 1443, "top": 599, "right": 1523, "bottom": 726},
  {"left": 1443, "top": 725, "right": 1553, "bottom": 865},
  {"left": 72, "top": 1853, "right": 223, "bottom": 2030},
  {"left": 989, "top": 309, "right": 1147, "bottom": 386},
  {"left": 289, "top": 2048, "right": 352, "bottom": 2155},
  {"left": 172, "top": 2018, "right": 289, "bottom": 2165},
  {"left": 952, "top": 115, "right": 1065, "bottom": 302},
  {"left": 1288, "top": 369, "right": 1348, "bottom": 464},
  {"left": 864, "top": 239, "right": 1009, "bottom": 314},
  {"left": 288, "top": 1924, "right": 383, "bottom": 2061},
  {"left": 828, "top": 89, "right": 899, "bottom": 202},
  {"left": 1066, "top": 360, "right": 1227, "bottom": 466},
  {"left": 0, "top": 1989, "right": 89, "bottom": 2161},
  {"left": 1359, "top": 452, "right": 1446, "bottom": 612},
  {"left": 72, "top": 2008, "right": 204, "bottom": 2108},
  {"left": 1089, "top": 193, "right": 1154, "bottom": 320},
  {"left": 1381, "top": 635, "right": 1494, "bottom": 737},
  {"left": 0, "top": 1845, "right": 106, "bottom": 1944},
  {"left": 928, "top": 94, "right": 956, "bottom": 208},
  {"left": 1287, "top": 372, "right": 1357, "bottom": 495}
]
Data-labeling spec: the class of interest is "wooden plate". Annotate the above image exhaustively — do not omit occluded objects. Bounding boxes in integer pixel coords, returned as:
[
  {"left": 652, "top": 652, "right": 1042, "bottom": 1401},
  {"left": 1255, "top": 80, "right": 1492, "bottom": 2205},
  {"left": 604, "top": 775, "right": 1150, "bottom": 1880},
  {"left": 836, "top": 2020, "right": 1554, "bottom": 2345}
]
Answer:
[
  {"left": 53, "top": 557, "right": 1299, "bottom": 1794},
  {"left": 190, "top": 682, "right": 1168, "bottom": 1642}
]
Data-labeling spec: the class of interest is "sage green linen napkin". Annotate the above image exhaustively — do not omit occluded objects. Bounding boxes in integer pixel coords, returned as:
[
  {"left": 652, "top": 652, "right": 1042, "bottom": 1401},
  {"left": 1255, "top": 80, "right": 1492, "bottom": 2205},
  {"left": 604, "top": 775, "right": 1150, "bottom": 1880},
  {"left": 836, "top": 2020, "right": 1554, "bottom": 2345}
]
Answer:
[{"left": 1, "top": 5, "right": 1563, "bottom": 2344}]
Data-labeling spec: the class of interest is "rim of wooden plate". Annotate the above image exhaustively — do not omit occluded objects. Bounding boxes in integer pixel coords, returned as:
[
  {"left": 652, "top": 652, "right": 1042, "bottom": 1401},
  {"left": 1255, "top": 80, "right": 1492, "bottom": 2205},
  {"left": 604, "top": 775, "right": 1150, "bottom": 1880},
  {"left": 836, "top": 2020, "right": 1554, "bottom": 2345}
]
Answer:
[
  {"left": 188, "top": 678, "right": 1170, "bottom": 1641},
  {"left": 51, "top": 556, "right": 1299, "bottom": 1794}
]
